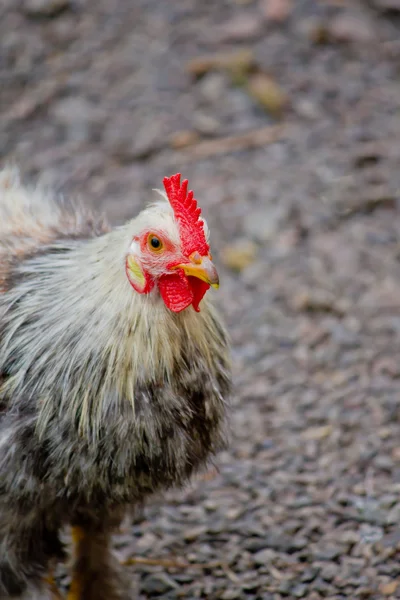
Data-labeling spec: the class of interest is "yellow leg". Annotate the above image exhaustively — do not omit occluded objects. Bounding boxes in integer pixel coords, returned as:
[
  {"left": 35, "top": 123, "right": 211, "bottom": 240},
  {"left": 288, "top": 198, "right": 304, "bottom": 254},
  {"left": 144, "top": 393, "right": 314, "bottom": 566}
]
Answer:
[
  {"left": 66, "top": 525, "right": 126, "bottom": 600},
  {"left": 66, "top": 526, "right": 85, "bottom": 600}
]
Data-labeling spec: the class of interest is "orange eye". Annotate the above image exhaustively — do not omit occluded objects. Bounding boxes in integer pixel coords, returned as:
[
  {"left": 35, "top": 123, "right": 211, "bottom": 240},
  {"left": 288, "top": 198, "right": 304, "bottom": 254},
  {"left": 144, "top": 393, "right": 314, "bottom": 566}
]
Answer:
[{"left": 148, "top": 234, "right": 163, "bottom": 252}]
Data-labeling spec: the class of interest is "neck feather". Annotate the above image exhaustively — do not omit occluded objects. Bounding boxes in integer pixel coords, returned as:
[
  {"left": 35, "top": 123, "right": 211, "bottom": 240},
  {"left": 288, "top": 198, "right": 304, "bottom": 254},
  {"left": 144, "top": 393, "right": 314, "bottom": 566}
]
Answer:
[{"left": 0, "top": 226, "right": 226, "bottom": 438}]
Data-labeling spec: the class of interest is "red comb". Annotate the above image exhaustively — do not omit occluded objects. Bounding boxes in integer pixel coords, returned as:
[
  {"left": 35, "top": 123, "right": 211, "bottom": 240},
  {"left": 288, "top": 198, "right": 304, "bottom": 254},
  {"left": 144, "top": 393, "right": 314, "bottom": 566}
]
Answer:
[{"left": 163, "top": 173, "right": 209, "bottom": 257}]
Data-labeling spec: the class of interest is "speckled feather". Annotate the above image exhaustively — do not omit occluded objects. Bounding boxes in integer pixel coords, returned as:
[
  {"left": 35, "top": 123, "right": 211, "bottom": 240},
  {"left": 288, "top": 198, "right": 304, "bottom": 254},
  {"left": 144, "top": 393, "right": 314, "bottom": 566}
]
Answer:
[{"left": 0, "top": 168, "right": 231, "bottom": 599}]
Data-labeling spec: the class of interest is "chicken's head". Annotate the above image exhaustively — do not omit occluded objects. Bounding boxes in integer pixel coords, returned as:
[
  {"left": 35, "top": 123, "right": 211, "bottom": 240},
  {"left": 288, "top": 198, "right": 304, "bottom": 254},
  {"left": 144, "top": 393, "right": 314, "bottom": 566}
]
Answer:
[{"left": 125, "top": 173, "right": 219, "bottom": 313}]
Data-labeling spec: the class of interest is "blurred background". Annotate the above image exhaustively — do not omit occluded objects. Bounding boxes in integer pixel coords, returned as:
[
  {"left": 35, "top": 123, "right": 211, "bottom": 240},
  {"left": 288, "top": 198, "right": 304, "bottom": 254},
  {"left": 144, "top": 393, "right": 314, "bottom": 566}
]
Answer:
[{"left": 2, "top": 0, "right": 400, "bottom": 598}]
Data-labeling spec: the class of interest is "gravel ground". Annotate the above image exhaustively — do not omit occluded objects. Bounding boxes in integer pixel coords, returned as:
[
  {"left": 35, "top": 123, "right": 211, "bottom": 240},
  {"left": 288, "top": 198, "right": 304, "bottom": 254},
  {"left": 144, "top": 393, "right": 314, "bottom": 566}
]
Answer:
[{"left": 2, "top": 0, "right": 400, "bottom": 598}]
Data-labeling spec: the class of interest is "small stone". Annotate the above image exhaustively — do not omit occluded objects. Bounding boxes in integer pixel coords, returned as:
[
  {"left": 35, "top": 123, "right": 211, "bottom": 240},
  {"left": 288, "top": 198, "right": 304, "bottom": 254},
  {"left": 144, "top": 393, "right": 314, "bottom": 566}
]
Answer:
[
  {"left": 179, "top": 505, "right": 206, "bottom": 521},
  {"left": 247, "top": 74, "right": 287, "bottom": 117},
  {"left": 186, "top": 49, "right": 255, "bottom": 78},
  {"left": 320, "top": 562, "right": 339, "bottom": 581},
  {"left": 302, "top": 425, "right": 332, "bottom": 441},
  {"left": 328, "top": 13, "right": 375, "bottom": 44},
  {"left": 372, "top": 0, "right": 400, "bottom": 12},
  {"left": 204, "top": 499, "right": 218, "bottom": 512},
  {"left": 253, "top": 548, "right": 275, "bottom": 566},
  {"left": 7, "top": 81, "right": 60, "bottom": 121},
  {"left": 292, "top": 289, "right": 346, "bottom": 316},
  {"left": 380, "top": 581, "right": 399, "bottom": 595},
  {"left": 104, "top": 114, "right": 166, "bottom": 161},
  {"left": 262, "top": 0, "right": 292, "bottom": 22},
  {"left": 300, "top": 567, "right": 320, "bottom": 583},
  {"left": 278, "top": 579, "right": 293, "bottom": 594},
  {"left": 294, "top": 98, "right": 320, "bottom": 121},
  {"left": 312, "top": 578, "right": 335, "bottom": 594},
  {"left": 22, "top": 0, "right": 70, "bottom": 17},
  {"left": 198, "top": 73, "right": 228, "bottom": 104},
  {"left": 221, "top": 240, "right": 258, "bottom": 272},
  {"left": 290, "top": 536, "right": 308, "bottom": 550},
  {"left": 226, "top": 507, "right": 243, "bottom": 520},
  {"left": 292, "top": 583, "right": 308, "bottom": 598},
  {"left": 379, "top": 493, "right": 398, "bottom": 509},
  {"left": 192, "top": 112, "right": 220, "bottom": 135},
  {"left": 386, "top": 503, "right": 400, "bottom": 524},
  {"left": 288, "top": 496, "right": 313, "bottom": 508},
  {"left": 169, "top": 130, "right": 199, "bottom": 149},
  {"left": 372, "top": 357, "right": 400, "bottom": 379},
  {"left": 298, "top": 17, "right": 330, "bottom": 44},
  {"left": 314, "top": 544, "right": 343, "bottom": 561},
  {"left": 142, "top": 573, "right": 179, "bottom": 595},
  {"left": 52, "top": 97, "right": 104, "bottom": 143},
  {"left": 244, "top": 205, "right": 286, "bottom": 243},
  {"left": 183, "top": 525, "right": 207, "bottom": 541},
  {"left": 217, "top": 13, "right": 264, "bottom": 42},
  {"left": 359, "top": 524, "right": 383, "bottom": 544},
  {"left": 374, "top": 454, "right": 394, "bottom": 470},
  {"left": 135, "top": 531, "right": 158, "bottom": 552},
  {"left": 221, "top": 589, "right": 242, "bottom": 600},
  {"left": 245, "top": 537, "right": 272, "bottom": 552},
  {"left": 263, "top": 530, "right": 303, "bottom": 553},
  {"left": 325, "top": 321, "right": 359, "bottom": 347},
  {"left": 378, "top": 530, "right": 400, "bottom": 549}
]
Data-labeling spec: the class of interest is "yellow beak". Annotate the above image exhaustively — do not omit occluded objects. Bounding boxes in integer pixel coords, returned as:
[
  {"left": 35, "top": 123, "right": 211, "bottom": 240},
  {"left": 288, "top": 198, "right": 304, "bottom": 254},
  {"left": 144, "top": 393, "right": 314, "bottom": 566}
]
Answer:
[{"left": 173, "top": 253, "right": 219, "bottom": 289}]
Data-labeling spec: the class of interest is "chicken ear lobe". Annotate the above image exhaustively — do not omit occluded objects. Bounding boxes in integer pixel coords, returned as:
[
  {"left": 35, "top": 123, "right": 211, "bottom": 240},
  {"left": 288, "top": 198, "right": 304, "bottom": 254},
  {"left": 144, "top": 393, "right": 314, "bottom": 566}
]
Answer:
[
  {"left": 126, "top": 254, "right": 154, "bottom": 294},
  {"left": 158, "top": 273, "right": 193, "bottom": 313}
]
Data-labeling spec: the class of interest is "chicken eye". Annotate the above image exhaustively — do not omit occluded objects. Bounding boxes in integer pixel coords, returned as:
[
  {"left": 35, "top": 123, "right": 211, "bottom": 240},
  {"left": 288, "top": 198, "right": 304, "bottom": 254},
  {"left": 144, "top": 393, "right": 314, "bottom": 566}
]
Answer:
[{"left": 148, "top": 235, "right": 163, "bottom": 252}]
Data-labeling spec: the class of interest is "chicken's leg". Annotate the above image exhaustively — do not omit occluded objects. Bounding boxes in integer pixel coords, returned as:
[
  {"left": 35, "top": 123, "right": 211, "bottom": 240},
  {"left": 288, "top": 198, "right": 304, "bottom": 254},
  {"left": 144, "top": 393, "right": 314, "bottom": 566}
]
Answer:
[
  {"left": 66, "top": 527, "right": 85, "bottom": 600},
  {"left": 67, "top": 525, "right": 134, "bottom": 600}
]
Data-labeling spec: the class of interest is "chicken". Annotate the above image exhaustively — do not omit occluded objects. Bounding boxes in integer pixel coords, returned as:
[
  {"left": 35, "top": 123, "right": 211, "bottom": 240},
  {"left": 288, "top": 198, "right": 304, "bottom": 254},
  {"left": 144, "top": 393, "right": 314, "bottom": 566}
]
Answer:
[{"left": 0, "top": 167, "right": 231, "bottom": 600}]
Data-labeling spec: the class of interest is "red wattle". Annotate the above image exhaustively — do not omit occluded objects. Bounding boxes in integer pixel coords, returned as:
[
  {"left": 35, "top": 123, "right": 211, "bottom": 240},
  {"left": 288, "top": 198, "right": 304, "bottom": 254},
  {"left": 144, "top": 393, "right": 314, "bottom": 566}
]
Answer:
[
  {"left": 158, "top": 273, "right": 209, "bottom": 313},
  {"left": 158, "top": 273, "right": 193, "bottom": 313},
  {"left": 188, "top": 277, "right": 210, "bottom": 312}
]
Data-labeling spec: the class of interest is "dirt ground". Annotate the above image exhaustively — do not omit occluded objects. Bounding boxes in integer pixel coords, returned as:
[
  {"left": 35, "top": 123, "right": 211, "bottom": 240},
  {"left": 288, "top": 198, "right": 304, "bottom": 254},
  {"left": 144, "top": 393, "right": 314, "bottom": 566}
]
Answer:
[{"left": 2, "top": 0, "right": 400, "bottom": 598}]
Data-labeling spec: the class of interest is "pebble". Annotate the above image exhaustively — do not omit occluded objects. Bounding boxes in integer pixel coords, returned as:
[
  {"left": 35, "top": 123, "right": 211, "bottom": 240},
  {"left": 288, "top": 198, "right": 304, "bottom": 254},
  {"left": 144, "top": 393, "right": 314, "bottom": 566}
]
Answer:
[
  {"left": 51, "top": 97, "right": 104, "bottom": 143},
  {"left": 186, "top": 49, "right": 255, "bottom": 78},
  {"left": 221, "top": 589, "right": 243, "bottom": 600},
  {"left": 245, "top": 537, "right": 272, "bottom": 553},
  {"left": 300, "top": 567, "right": 320, "bottom": 583},
  {"left": 198, "top": 73, "right": 228, "bottom": 104},
  {"left": 328, "top": 13, "right": 375, "bottom": 44},
  {"left": 243, "top": 205, "right": 286, "bottom": 243},
  {"left": 301, "top": 425, "right": 332, "bottom": 441},
  {"left": 183, "top": 525, "right": 208, "bottom": 541},
  {"left": 313, "top": 544, "right": 343, "bottom": 561},
  {"left": 192, "top": 112, "right": 220, "bottom": 136},
  {"left": 103, "top": 113, "right": 166, "bottom": 161},
  {"left": 22, "top": 0, "right": 70, "bottom": 17},
  {"left": 246, "top": 74, "right": 288, "bottom": 117},
  {"left": 262, "top": 0, "right": 292, "bottom": 23},
  {"left": 278, "top": 579, "right": 293, "bottom": 595},
  {"left": 380, "top": 580, "right": 399, "bottom": 595},
  {"left": 320, "top": 562, "right": 339, "bottom": 581},
  {"left": 169, "top": 130, "right": 199, "bottom": 149},
  {"left": 217, "top": 13, "right": 264, "bottom": 42},
  {"left": 221, "top": 240, "right": 258, "bottom": 272},
  {"left": 141, "top": 573, "right": 179, "bottom": 595},
  {"left": 291, "top": 583, "right": 308, "bottom": 598},
  {"left": 253, "top": 548, "right": 275, "bottom": 565},
  {"left": 372, "top": 0, "right": 400, "bottom": 11}
]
